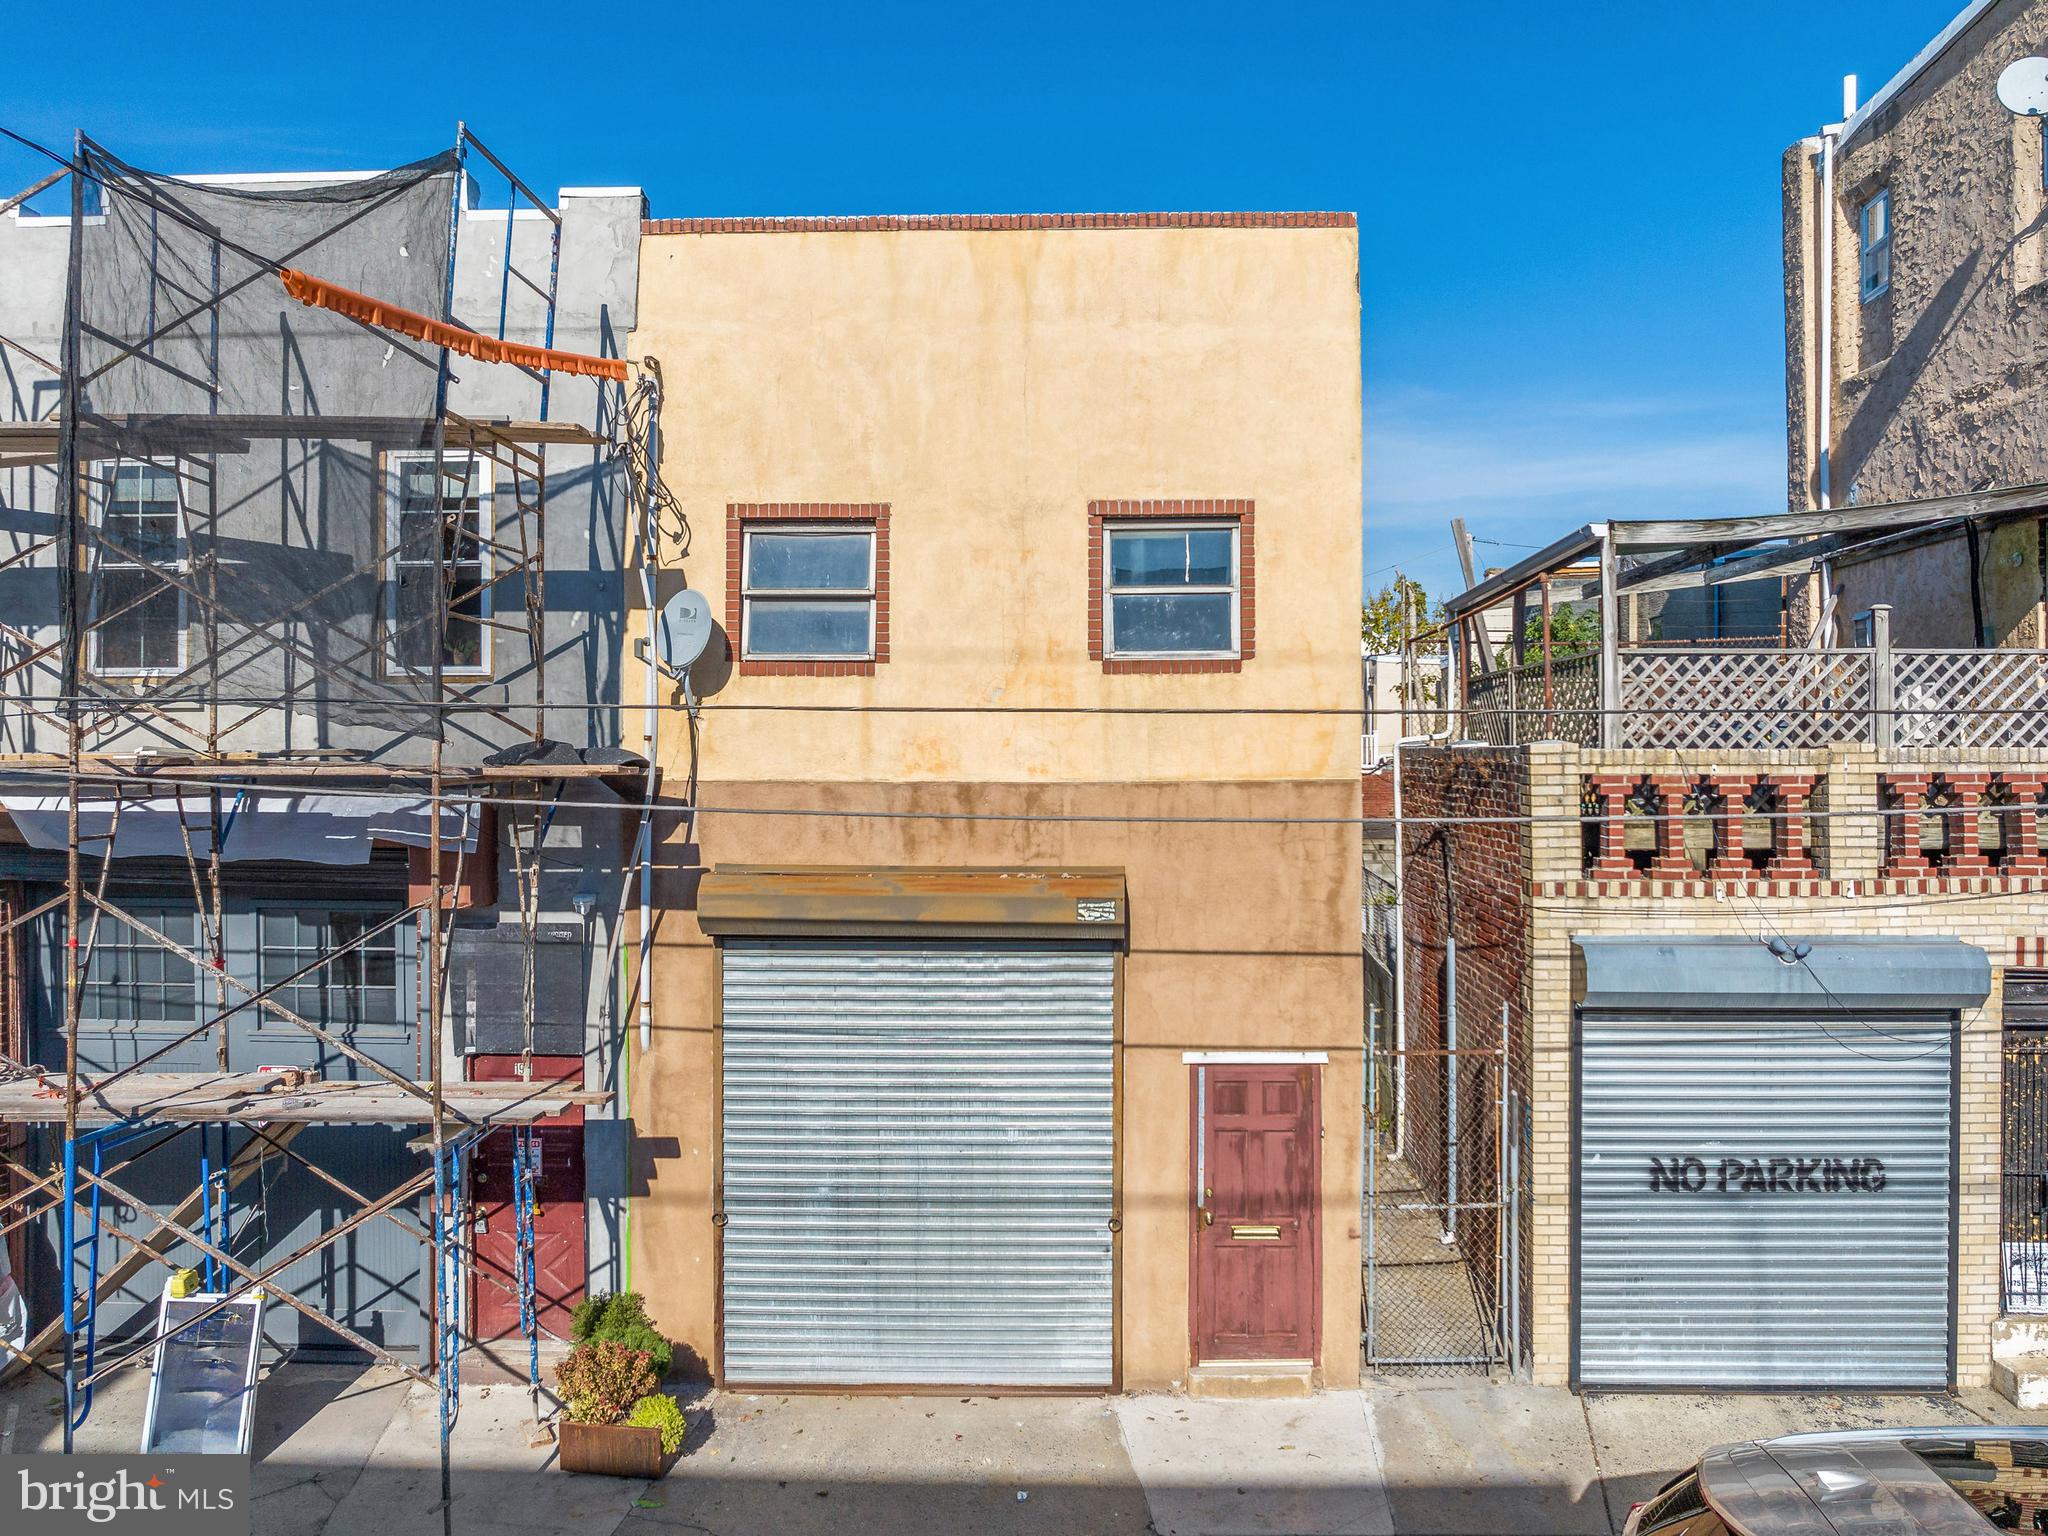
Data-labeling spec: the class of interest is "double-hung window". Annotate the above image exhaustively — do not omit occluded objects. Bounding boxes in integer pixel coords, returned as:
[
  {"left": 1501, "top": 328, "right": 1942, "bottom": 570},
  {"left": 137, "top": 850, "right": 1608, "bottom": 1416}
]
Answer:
[
  {"left": 387, "top": 452, "right": 491, "bottom": 676},
  {"left": 1104, "top": 521, "right": 1241, "bottom": 658},
  {"left": 92, "top": 461, "right": 186, "bottom": 676},
  {"left": 741, "top": 524, "right": 877, "bottom": 660},
  {"left": 1860, "top": 189, "right": 1891, "bottom": 302}
]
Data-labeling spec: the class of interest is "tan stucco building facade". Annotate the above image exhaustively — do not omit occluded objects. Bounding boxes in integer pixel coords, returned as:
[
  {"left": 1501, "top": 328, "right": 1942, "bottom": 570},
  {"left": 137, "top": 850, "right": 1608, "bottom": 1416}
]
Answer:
[{"left": 625, "top": 212, "right": 1363, "bottom": 1391}]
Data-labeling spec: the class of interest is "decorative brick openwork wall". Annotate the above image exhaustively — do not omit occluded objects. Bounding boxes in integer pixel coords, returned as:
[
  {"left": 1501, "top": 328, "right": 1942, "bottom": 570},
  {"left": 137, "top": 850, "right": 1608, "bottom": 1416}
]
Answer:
[
  {"left": 1879, "top": 771, "right": 2048, "bottom": 880},
  {"left": 1578, "top": 770, "right": 1822, "bottom": 890}
]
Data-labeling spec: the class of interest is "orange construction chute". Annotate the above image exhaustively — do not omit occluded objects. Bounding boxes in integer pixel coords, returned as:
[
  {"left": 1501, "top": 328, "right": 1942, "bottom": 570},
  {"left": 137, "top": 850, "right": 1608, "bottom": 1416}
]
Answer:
[{"left": 278, "top": 267, "right": 629, "bottom": 382}]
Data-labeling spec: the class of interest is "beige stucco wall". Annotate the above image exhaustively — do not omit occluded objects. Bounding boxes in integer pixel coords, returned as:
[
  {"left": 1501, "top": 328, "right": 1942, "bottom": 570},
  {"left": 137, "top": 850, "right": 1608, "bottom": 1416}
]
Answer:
[
  {"left": 1825, "top": 520, "right": 2047, "bottom": 648},
  {"left": 1522, "top": 743, "right": 2040, "bottom": 1389},
  {"left": 629, "top": 223, "right": 1362, "bottom": 784},
  {"left": 631, "top": 779, "right": 1363, "bottom": 1391},
  {"left": 1783, "top": 0, "right": 2048, "bottom": 512},
  {"left": 625, "top": 220, "right": 1364, "bottom": 1390}
]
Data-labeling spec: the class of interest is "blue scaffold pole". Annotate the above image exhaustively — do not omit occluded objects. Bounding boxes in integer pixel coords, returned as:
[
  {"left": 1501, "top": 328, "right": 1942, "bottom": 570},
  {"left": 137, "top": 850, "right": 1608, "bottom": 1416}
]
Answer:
[
  {"left": 434, "top": 1138, "right": 453, "bottom": 1441},
  {"left": 199, "top": 1128, "right": 217, "bottom": 1293},
  {"left": 62, "top": 1128, "right": 114, "bottom": 1438},
  {"left": 60, "top": 1128, "right": 77, "bottom": 1442}
]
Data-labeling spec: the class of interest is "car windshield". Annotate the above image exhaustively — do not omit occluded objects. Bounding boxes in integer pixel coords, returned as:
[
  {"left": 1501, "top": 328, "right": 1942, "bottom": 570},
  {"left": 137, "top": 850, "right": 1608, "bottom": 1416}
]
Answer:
[{"left": 1905, "top": 1438, "right": 2048, "bottom": 1530}]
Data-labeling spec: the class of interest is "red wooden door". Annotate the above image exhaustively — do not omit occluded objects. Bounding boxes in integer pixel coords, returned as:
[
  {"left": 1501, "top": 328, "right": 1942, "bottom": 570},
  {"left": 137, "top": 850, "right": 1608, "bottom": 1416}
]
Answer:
[
  {"left": 469, "top": 1057, "right": 585, "bottom": 1342},
  {"left": 1191, "top": 1064, "right": 1319, "bottom": 1363}
]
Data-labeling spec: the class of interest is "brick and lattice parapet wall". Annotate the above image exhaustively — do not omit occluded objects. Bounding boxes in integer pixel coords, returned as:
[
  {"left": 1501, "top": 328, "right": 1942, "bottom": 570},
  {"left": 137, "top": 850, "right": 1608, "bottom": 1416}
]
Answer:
[{"left": 1514, "top": 741, "right": 2038, "bottom": 1389}]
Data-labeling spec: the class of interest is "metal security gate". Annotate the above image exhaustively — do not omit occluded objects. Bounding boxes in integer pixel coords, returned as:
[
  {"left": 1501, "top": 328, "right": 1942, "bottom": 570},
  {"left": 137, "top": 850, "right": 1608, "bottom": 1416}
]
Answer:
[
  {"left": 1578, "top": 1012, "right": 1955, "bottom": 1390},
  {"left": 719, "top": 939, "right": 1116, "bottom": 1386},
  {"left": 2004, "top": 1024, "right": 2048, "bottom": 1312},
  {"left": 1364, "top": 981, "right": 1521, "bottom": 1376}
]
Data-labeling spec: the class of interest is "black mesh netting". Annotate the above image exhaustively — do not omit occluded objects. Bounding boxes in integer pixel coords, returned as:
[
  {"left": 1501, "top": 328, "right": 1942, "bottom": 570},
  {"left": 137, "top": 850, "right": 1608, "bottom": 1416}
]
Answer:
[{"left": 66, "top": 139, "right": 483, "bottom": 741}]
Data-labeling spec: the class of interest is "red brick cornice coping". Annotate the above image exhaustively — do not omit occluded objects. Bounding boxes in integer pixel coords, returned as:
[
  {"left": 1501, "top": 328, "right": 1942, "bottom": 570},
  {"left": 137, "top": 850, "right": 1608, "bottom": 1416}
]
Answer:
[
  {"left": 1537, "top": 875, "right": 2048, "bottom": 899},
  {"left": 645, "top": 212, "right": 1355, "bottom": 235}
]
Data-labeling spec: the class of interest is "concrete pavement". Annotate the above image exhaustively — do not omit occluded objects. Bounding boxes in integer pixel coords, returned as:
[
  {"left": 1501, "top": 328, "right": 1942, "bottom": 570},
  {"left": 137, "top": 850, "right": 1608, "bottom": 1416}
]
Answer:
[
  {"left": 10, "top": 1362, "right": 2048, "bottom": 1535},
  {"left": 1113, "top": 1393, "right": 1394, "bottom": 1535}
]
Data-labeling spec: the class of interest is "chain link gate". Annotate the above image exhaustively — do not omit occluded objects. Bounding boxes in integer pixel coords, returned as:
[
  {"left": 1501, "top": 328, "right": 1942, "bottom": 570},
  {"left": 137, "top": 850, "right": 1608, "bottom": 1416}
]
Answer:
[{"left": 1364, "top": 1000, "right": 1523, "bottom": 1374}]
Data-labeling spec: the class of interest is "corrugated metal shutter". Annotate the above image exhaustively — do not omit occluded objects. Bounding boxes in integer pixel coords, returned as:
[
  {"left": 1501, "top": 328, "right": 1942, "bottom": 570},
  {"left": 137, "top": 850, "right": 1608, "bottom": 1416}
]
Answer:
[
  {"left": 1578, "top": 1013, "right": 1953, "bottom": 1390},
  {"left": 720, "top": 940, "right": 1116, "bottom": 1386}
]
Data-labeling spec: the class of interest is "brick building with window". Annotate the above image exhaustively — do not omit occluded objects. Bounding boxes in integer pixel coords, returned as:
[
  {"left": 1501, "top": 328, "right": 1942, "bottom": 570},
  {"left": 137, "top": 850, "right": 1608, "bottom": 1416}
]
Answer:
[
  {"left": 627, "top": 211, "right": 1363, "bottom": 1394},
  {"left": 1399, "top": 486, "right": 2048, "bottom": 1399}
]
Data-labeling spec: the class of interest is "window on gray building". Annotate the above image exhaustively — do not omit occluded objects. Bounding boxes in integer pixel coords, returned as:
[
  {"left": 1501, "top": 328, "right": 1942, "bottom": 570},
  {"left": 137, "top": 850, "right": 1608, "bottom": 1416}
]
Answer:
[
  {"left": 1859, "top": 189, "right": 1891, "bottom": 302},
  {"left": 80, "top": 908, "right": 198, "bottom": 1028},
  {"left": 258, "top": 909, "right": 409, "bottom": 1033},
  {"left": 92, "top": 462, "right": 187, "bottom": 676},
  {"left": 386, "top": 452, "right": 492, "bottom": 676}
]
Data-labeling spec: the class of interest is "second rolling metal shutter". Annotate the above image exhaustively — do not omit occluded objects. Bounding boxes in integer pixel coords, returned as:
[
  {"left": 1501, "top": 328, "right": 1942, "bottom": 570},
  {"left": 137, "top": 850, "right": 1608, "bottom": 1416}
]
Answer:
[
  {"left": 720, "top": 939, "right": 1116, "bottom": 1386},
  {"left": 1578, "top": 1012, "right": 1955, "bottom": 1390}
]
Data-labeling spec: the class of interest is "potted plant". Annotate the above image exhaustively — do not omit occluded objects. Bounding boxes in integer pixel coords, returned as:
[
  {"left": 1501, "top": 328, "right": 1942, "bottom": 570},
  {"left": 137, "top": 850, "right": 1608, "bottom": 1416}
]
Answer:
[
  {"left": 553, "top": 1294, "right": 687, "bottom": 1477},
  {"left": 570, "top": 1291, "right": 675, "bottom": 1377}
]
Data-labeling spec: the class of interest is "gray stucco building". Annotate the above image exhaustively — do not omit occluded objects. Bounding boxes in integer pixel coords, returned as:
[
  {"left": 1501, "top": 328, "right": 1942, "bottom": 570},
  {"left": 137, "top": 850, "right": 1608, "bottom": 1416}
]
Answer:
[{"left": 0, "top": 143, "right": 645, "bottom": 1363}]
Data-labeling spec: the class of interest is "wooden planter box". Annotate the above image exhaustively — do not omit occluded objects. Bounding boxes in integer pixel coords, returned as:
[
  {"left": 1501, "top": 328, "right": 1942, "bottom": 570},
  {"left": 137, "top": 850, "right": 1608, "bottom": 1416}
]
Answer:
[{"left": 559, "top": 1420, "right": 667, "bottom": 1478}]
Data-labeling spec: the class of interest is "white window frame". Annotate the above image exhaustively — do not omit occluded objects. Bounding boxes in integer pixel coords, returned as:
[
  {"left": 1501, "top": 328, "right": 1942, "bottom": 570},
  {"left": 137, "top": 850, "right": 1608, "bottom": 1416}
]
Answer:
[
  {"left": 1103, "top": 519, "right": 1242, "bottom": 660},
  {"left": 1859, "top": 189, "right": 1891, "bottom": 303},
  {"left": 90, "top": 458, "right": 188, "bottom": 678},
  {"left": 739, "top": 522, "right": 878, "bottom": 662},
  {"left": 383, "top": 451, "right": 494, "bottom": 678}
]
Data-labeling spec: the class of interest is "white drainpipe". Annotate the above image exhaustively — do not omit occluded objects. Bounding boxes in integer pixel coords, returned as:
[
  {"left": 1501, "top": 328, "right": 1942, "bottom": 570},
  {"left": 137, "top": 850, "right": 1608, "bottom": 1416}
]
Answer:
[
  {"left": 636, "top": 379, "right": 663, "bottom": 1055},
  {"left": 1816, "top": 81, "right": 1853, "bottom": 512}
]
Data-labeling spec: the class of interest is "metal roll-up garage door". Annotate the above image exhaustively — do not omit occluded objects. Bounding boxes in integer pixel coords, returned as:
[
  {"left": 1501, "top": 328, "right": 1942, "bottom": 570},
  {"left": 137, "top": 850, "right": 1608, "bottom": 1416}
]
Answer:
[
  {"left": 720, "top": 939, "right": 1116, "bottom": 1386},
  {"left": 1578, "top": 1012, "right": 1955, "bottom": 1389}
]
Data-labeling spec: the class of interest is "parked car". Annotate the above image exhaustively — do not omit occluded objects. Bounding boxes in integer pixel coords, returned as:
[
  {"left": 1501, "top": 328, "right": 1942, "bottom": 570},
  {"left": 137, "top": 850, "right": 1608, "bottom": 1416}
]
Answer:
[{"left": 1626, "top": 1429, "right": 2048, "bottom": 1535}]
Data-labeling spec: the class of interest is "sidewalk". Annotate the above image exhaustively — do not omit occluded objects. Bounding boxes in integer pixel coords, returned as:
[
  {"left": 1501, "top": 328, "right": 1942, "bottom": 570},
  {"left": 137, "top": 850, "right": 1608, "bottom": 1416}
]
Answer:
[{"left": 7, "top": 1362, "right": 2048, "bottom": 1535}]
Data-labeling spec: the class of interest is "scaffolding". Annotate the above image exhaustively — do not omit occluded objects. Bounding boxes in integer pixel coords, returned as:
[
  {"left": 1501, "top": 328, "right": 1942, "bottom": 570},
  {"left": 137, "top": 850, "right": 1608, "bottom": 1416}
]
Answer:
[{"left": 0, "top": 123, "right": 665, "bottom": 1527}]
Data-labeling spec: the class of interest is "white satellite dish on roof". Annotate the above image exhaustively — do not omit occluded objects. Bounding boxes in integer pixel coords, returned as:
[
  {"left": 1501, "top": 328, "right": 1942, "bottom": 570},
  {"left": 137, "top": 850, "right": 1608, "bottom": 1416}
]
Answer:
[
  {"left": 654, "top": 588, "right": 714, "bottom": 676},
  {"left": 1999, "top": 57, "right": 2048, "bottom": 116}
]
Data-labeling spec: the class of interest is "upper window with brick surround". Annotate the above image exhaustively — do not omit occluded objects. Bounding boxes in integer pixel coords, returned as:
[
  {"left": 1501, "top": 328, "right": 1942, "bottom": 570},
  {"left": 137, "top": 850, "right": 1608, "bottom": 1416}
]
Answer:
[
  {"left": 725, "top": 504, "right": 890, "bottom": 677},
  {"left": 1088, "top": 500, "right": 1255, "bottom": 673}
]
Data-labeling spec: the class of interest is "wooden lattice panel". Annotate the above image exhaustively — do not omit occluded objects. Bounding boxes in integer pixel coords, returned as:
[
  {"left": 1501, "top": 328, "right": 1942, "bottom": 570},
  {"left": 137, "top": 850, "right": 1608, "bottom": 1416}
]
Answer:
[{"left": 1892, "top": 649, "right": 2048, "bottom": 749}]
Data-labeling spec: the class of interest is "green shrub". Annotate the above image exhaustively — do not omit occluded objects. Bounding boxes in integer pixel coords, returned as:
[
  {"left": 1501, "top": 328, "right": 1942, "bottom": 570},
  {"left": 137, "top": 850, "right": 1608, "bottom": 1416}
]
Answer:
[
  {"left": 570, "top": 1291, "right": 673, "bottom": 1378},
  {"left": 626, "top": 1393, "right": 688, "bottom": 1457},
  {"left": 555, "top": 1340, "right": 657, "bottom": 1426}
]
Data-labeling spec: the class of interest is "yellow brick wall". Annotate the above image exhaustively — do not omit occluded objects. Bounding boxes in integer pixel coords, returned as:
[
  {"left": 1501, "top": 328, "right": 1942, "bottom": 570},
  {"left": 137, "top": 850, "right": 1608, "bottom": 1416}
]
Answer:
[{"left": 1522, "top": 743, "right": 2040, "bottom": 1388}]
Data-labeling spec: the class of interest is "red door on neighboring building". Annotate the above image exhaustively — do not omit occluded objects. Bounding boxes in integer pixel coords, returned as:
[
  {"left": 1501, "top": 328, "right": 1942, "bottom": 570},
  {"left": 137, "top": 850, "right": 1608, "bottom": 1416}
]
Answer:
[
  {"left": 1190, "top": 1064, "right": 1320, "bottom": 1363},
  {"left": 469, "top": 1056, "right": 586, "bottom": 1341}
]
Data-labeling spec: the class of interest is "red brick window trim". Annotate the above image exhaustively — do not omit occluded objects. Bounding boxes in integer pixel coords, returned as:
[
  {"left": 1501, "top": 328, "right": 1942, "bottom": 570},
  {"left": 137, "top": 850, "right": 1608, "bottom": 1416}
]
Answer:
[
  {"left": 1087, "top": 499, "right": 1255, "bottom": 675},
  {"left": 725, "top": 504, "right": 890, "bottom": 677}
]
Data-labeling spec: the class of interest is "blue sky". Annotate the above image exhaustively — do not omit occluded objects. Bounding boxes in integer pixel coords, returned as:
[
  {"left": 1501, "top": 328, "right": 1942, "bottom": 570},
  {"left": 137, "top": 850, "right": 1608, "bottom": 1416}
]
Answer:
[{"left": 1, "top": 0, "right": 1966, "bottom": 601}]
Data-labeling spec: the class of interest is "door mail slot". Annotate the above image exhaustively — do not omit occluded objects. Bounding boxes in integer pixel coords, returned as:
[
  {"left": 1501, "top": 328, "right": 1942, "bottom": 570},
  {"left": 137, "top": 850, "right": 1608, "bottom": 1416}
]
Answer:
[{"left": 1230, "top": 1224, "right": 1281, "bottom": 1241}]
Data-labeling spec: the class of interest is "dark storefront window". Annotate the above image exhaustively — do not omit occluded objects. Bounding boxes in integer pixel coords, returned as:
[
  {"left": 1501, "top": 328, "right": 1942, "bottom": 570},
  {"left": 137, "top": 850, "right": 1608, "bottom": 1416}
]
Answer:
[{"left": 78, "top": 908, "right": 198, "bottom": 1028}]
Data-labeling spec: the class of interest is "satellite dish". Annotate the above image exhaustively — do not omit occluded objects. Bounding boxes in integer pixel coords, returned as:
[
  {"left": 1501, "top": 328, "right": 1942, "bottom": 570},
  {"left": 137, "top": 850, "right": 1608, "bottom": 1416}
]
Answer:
[
  {"left": 1999, "top": 56, "right": 2048, "bottom": 116},
  {"left": 654, "top": 588, "right": 714, "bottom": 675}
]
